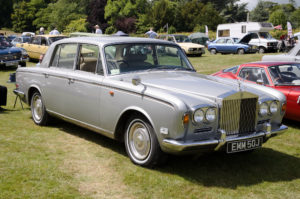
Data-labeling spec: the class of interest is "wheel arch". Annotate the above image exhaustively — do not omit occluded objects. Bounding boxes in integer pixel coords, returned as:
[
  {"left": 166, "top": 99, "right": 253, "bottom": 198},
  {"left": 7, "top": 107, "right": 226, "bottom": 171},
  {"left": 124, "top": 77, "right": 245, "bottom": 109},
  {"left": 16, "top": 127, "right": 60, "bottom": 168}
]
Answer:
[
  {"left": 27, "top": 86, "right": 42, "bottom": 104},
  {"left": 114, "top": 107, "right": 155, "bottom": 142}
]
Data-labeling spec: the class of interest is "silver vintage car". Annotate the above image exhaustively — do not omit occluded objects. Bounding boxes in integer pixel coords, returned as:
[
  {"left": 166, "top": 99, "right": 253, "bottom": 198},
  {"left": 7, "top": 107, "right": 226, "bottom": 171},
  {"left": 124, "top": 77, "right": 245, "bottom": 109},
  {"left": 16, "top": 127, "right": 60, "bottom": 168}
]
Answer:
[{"left": 14, "top": 37, "right": 288, "bottom": 167}]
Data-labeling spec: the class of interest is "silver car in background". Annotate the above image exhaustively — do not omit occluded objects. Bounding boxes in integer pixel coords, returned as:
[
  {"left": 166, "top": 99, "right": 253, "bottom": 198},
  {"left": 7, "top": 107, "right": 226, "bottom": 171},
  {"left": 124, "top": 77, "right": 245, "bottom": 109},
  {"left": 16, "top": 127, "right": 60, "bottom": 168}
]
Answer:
[
  {"left": 15, "top": 37, "right": 288, "bottom": 167},
  {"left": 262, "top": 42, "right": 300, "bottom": 62}
]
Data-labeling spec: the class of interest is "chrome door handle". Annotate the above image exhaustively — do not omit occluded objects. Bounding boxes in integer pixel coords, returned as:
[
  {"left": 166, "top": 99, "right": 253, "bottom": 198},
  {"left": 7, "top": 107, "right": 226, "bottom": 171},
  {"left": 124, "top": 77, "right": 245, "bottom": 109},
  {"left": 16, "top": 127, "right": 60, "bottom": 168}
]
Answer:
[
  {"left": 297, "top": 96, "right": 300, "bottom": 104},
  {"left": 43, "top": 73, "right": 49, "bottom": 78},
  {"left": 68, "top": 78, "right": 75, "bottom": 84}
]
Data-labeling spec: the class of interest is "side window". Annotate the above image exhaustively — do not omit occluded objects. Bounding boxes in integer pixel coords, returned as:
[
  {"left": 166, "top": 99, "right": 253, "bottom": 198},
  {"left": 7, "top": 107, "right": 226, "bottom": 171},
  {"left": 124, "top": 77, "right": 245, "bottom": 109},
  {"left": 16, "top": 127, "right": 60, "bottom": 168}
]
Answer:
[
  {"left": 32, "top": 37, "right": 41, "bottom": 45},
  {"left": 226, "top": 39, "right": 233, "bottom": 44},
  {"left": 77, "top": 44, "right": 99, "bottom": 74},
  {"left": 41, "top": 37, "right": 47, "bottom": 46},
  {"left": 50, "top": 45, "right": 61, "bottom": 67},
  {"left": 50, "top": 44, "right": 77, "bottom": 69},
  {"left": 216, "top": 39, "right": 225, "bottom": 44},
  {"left": 239, "top": 67, "right": 269, "bottom": 85}
]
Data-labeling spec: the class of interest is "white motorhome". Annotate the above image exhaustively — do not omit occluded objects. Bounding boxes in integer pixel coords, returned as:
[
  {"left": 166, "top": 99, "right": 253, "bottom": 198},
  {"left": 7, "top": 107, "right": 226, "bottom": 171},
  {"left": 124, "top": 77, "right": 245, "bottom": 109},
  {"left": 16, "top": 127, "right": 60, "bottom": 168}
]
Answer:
[{"left": 217, "top": 22, "right": 278, "bottom": 53}]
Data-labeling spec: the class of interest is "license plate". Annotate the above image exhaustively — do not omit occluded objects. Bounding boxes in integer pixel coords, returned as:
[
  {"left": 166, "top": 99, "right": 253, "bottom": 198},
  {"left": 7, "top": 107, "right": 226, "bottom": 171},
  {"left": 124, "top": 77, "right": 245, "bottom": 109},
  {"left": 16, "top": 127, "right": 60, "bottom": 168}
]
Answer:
[{"left": 227, "top": 137, "right": 263, "bottom": 153}]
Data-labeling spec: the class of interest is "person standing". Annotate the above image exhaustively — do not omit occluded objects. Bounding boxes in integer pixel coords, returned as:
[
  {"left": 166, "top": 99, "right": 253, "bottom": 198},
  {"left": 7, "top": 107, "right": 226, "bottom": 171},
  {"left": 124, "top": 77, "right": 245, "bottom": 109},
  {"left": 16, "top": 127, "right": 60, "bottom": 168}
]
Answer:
[
  {"left": 145, "top": 28, "right": 157, "bottom": 38},
  {"left": 49, "top": 27, "right": 60, "bottom": 35},
  {"left": 95, "top": 25, "right": 102, "bottom": 34},
  {"left": 39, "top": 27, "right": 45, "bottom": 35}
]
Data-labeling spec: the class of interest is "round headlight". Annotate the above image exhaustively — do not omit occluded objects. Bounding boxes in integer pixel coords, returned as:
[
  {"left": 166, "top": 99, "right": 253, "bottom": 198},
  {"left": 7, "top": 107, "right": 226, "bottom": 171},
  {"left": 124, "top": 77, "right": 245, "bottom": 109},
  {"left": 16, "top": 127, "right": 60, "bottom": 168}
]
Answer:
[
  {"left": 205, "top": 108, "right": 216, "bottom": 122},
  {"left": 259, "top": 102, "right": 268, "bottom": 116},
  {"left": 269, "top": 101, "right": 278, "bottom": 114},
  {"left": 194, "top": 109, "right": 204, "bottom": 123}
]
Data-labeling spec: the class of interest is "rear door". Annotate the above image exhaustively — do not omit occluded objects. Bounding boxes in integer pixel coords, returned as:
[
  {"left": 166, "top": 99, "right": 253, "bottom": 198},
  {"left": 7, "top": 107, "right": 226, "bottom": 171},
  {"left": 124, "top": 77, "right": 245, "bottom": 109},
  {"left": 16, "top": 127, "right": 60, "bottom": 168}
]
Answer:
[{"left": 42, "top": 43, "right": 78, "bottom": 115}]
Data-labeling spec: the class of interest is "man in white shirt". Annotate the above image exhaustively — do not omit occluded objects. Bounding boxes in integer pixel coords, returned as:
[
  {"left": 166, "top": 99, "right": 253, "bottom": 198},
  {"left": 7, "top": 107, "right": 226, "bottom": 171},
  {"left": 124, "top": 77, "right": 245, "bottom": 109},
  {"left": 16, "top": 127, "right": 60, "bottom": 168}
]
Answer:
[
  {"left": 49, "top": 28, "right": 60, "bottom": 35},
  {"left": 145, "top": 28, "right": 157, "bottom": 38},
  {"left": 95, "top": 25, "right": 102, "bottom": 34}
]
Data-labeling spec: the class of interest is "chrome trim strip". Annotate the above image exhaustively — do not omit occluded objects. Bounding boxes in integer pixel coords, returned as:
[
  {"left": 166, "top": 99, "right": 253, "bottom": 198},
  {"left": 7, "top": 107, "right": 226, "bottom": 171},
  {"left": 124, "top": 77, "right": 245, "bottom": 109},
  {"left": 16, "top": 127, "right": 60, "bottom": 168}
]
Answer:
[
  {"left": 162, "top": 124, "right": 288, "bottom": 152},
  {"left": 47, "top": 109, "right": 115, "bottom": 139}
]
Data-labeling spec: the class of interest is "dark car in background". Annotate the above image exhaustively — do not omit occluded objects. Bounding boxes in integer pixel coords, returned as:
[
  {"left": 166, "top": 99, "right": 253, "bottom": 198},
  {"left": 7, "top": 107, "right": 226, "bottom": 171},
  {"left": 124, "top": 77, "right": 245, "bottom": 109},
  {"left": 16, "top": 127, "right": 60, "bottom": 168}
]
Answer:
[
  {"left": 0, "top": 36, "right": 28, "bottom": 67},
  {"left": 208, "top": 37, "right": 257, "bottom": 55}
]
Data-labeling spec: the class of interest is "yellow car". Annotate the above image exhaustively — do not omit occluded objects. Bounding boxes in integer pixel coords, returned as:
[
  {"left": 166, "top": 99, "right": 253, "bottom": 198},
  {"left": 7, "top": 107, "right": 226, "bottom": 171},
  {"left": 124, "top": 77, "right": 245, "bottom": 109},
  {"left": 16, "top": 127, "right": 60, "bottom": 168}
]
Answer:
[
  {"left": 16, "top": 35, "right": 68, "bottom": 60},
  {"left": 158, "top": 34, "right": 205, "bottom": 56}
]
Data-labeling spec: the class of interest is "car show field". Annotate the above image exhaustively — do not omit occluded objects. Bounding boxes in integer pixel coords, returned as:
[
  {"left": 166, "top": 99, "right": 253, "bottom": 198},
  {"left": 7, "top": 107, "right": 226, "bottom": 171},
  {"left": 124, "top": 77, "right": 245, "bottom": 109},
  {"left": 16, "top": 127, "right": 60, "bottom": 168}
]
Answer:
[{"left": 1, "top": 51, "right": 300, "bottom": 199}]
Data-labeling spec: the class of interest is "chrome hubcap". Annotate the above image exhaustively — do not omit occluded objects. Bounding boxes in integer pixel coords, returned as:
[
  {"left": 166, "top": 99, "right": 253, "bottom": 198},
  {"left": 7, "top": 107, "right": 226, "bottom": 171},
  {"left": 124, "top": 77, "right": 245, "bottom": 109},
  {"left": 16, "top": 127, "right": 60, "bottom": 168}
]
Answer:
[
  {"left": 129, "top": 122, "right": 151, "bottom": 160},
  {"left": 33, "top": 95, "right": 43, "bottom": 121}
]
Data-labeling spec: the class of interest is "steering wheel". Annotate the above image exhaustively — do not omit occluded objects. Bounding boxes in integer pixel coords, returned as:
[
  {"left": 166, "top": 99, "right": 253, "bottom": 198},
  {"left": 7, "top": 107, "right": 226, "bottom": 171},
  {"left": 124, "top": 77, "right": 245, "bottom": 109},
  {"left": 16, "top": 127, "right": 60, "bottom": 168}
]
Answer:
[{"left": 281, "top": 71, "right": 297, "bottom": 78}]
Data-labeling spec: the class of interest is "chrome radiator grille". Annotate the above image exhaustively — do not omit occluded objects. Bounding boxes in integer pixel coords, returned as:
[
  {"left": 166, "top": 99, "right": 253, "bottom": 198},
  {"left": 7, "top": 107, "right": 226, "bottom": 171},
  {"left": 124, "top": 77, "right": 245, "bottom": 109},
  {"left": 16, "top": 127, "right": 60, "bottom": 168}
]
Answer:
[
  {"left": 220, "top": 95, "right": 258, "bottom": 136},
  {"left": 0, "top": 52, "right": 22, "bottom": 61}
]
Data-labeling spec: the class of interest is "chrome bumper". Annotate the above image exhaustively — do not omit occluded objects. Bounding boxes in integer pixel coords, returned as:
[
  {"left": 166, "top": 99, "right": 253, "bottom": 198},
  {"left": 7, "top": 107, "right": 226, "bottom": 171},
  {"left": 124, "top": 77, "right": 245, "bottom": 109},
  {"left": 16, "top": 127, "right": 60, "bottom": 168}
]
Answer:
[
  {"left": 162, "top": 124, "right": 288, "bottom": 153},
  {"left": 13, "top": 89, "right": 25, "bottom": 100}
]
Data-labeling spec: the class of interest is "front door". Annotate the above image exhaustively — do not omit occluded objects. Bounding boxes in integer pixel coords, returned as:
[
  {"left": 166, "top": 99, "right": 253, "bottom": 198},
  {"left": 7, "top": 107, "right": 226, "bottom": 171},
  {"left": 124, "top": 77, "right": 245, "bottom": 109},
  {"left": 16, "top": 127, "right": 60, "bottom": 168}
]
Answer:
[{"left": 66, "top": 43, "right": 103, "bottom": 127}]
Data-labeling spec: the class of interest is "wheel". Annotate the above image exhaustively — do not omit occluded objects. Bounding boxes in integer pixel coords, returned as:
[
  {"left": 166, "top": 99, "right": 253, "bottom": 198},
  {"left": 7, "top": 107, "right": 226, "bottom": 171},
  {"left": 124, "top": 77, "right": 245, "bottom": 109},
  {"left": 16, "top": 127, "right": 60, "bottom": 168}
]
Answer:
[
  {"left": 237, "top": 48, "right": 245, "bottom": 55},
  {"left": 31, "top": 91, "right": 50, "bottom": 125},
  {"left": 124, "top": 115, "right": 165, "bottom": 167},
  {"left": 258, "top": 47, "right": 265, "bottom": 54},
  {"left": 210, "top": 49, "right": 217, "bottom": 54}
]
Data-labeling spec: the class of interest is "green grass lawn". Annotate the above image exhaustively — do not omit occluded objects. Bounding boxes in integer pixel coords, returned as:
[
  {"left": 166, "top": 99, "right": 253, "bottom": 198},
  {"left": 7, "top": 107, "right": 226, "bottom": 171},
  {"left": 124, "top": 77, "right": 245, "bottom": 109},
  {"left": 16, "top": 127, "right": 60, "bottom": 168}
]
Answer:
[{"left": 0, "top": 55, "right": 300, "bottom": 199}]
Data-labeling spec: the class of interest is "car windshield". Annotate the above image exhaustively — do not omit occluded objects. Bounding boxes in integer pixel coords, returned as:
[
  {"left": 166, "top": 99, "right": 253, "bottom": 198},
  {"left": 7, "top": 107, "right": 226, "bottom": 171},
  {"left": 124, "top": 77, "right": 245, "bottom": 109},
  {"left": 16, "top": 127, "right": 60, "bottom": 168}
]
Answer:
[
  {"left": 0, "top": 37, "right": 12, "bottom": 48},
  {"left": 104, "top": 43, "right": 194, "bottom": 75},
  {"left": 48, "top": 36, "right": 68, "bottom": 44},
  {"left": 22, "top": 37, "right": 31, "bottom": 43},
  {"left": 259, "top": 32, "right": 273, "bottom": 39},
  {"left": 174, "top": 35, "right": 192, "bottom": 43},
  {"left": 269, "top": 63, "right": 300, "bottom": 85},
  {"left": 223, "top": 65, "right": 239, "bottom": 74}
]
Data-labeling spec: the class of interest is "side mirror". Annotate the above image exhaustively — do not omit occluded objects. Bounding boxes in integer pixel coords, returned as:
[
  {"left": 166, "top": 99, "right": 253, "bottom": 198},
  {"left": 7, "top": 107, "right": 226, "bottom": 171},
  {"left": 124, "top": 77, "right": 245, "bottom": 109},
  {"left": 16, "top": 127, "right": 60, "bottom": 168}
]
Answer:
[{"left": 132, "top": 76, "right": 141, "bottom": 86}]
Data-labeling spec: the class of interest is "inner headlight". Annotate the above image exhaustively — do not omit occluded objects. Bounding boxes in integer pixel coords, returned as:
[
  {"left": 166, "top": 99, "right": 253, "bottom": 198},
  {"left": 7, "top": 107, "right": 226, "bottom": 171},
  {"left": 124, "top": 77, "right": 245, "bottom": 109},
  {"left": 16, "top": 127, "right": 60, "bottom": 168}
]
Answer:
[
  {"left": 193, "top": 109, "right": 204, "bottom": 123},
  {"left": 259, "top": 102, "right": 268, "bottom": 116},
  {"left": 269, "top": 101, "right": 278, "bottom": 114},
  {"left": 205, "top": 108, "right": 216, "bottom": 122}
]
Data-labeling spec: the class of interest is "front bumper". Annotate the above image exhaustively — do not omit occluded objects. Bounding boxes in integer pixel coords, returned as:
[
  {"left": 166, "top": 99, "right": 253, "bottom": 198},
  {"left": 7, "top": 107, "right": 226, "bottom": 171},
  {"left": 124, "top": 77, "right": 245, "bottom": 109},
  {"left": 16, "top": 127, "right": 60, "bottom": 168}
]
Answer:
[
  {"left": 162, "top": 124, "right": 288, "bottom": 153},
  {"left": 0, "top": 58, "right": 29, "bottom": 67}
]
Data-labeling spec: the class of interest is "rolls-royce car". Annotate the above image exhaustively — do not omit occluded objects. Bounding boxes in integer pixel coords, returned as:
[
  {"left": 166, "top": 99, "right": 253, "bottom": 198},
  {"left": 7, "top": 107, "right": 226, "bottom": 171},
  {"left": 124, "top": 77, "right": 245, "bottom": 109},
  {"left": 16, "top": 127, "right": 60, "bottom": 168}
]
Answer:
[{"left": 14, "top": 37, "right": 288, "bottom": 167}]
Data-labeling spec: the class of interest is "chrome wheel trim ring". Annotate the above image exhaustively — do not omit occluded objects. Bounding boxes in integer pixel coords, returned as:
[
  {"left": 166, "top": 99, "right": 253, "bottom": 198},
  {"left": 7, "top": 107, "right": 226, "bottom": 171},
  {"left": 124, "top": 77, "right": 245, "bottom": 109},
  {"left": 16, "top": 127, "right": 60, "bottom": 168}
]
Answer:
[
  {"left": 32, "top": 95, "right": 43, "bottom": 122},
  {"left": 128, "top": 121, "right": 151, "bottom": 161}
]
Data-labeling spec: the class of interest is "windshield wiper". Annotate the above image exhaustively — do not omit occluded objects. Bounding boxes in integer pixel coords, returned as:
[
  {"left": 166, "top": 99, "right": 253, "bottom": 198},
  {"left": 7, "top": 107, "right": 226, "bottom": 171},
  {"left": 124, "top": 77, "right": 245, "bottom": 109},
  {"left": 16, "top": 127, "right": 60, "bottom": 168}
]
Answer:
[{"left": 147, "top": 65, "right": 195, "bottom": 72}]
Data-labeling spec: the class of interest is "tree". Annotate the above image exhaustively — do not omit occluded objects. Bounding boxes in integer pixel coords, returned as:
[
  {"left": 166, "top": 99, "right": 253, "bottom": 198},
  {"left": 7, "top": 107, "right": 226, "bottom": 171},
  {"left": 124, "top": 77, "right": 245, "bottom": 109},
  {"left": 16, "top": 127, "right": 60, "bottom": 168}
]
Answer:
[
  {"left": 86, "top": 0, "right": 108, "bottom": 32},
  {"left": 0, "top": 0, "right": 14, "bottom": 28},
  {"left": 269, "top": 9, "right": 287, "bottom": 29},
  {"left": 290, "top": 8, "right": 300, "bottom": 28},
  {"left": 105, "top": 0, "right": 149, "bottom": 32},
  {"left": 11, "top": 1, "right": 36, "bottom": 32},
  {"left": 221, "top": 2, "right": 248, "bottom": 23},
  {"left": 145, "top": 0, "right": 176, "bottom": 32},
  {"left": 33, "top": 0, "right": 87, "bottom": 33},
  {"left": 175, "top": 0, "right": 205, "bottom": 32},
  {"left": 250, "top": 0, "right": 277, "bottom": 22}
]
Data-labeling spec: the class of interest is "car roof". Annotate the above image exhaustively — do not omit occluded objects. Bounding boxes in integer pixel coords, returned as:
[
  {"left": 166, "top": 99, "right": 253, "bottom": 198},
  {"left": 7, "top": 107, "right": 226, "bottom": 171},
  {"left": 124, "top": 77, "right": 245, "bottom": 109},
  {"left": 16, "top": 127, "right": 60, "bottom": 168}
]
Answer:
[
  {"left": 241, "top": 61, "right": 299, "bottom": 67},
  {"left": 56, "top": 36, "right": 175, "bottom": 46}
]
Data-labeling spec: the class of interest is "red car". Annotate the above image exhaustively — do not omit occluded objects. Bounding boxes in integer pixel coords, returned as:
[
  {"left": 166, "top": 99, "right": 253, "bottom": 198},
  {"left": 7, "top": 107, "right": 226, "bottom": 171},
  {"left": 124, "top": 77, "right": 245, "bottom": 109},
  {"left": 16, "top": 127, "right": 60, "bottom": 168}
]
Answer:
[{"left": 212, "top": 61, "right": 300, "bottom": 121}]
